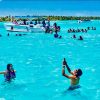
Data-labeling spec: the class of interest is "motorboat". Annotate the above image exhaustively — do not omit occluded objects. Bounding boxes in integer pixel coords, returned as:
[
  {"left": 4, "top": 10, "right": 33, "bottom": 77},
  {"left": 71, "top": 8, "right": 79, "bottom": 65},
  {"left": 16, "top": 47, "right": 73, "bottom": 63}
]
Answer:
[{"left": 4, "top": 22, "right": 45, "bottom": 33}]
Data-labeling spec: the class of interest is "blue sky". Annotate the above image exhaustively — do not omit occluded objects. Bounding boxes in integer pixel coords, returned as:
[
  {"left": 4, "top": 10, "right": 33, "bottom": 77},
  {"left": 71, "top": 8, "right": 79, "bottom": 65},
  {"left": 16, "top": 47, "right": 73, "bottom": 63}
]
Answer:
[{"left": 0, "top": 0, "right": 100, "bottom": 16}]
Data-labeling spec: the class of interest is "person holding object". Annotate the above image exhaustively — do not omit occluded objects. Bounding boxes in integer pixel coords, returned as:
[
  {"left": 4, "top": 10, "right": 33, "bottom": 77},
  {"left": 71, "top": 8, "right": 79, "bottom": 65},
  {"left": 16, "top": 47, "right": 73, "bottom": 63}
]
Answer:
[{"left": 62, "top": 58, "right": 82, "bottom": 90}]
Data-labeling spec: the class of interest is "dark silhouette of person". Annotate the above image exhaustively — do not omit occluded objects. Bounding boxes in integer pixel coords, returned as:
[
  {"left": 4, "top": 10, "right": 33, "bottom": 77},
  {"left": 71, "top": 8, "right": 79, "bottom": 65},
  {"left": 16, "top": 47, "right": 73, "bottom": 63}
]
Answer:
[{"left": 78, "top": 36, "right": 83, "bottom": 40}]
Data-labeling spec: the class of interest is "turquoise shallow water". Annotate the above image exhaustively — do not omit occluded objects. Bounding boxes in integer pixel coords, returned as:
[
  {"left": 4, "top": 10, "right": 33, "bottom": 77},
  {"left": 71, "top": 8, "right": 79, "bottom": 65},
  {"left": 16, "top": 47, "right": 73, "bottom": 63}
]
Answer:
[{"left": 0, "top": 20, "right": 100, "bottom": 100}]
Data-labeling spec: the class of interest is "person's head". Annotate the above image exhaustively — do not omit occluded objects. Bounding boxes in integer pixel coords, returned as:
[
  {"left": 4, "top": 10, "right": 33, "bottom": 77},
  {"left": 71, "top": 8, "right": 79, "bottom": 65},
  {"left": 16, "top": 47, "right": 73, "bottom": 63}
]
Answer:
[
  {"left": 80, "top": 36, "right": 83, "bottom": 39},
  {"left": 7, "top": 64, "right": 13, "bottom": 72},
  {"left": 73, "top": 34, "right": 76, "bottom": 38},
  {"left": 73, "top": 69, "right": 82, "bottom": 77}
]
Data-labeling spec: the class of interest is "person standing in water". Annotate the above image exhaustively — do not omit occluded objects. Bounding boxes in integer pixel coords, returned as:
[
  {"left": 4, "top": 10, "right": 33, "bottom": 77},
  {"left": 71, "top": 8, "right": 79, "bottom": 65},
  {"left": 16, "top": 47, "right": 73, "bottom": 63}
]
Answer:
[
  {"left": 78, "top": 36, "right": 83, "bottom": 40},
  {"left": 0, "top": 64, "right": 16, "bottom": 82},
  {"left": 62, "top": 58, "right": 82, "bottom": 90}
]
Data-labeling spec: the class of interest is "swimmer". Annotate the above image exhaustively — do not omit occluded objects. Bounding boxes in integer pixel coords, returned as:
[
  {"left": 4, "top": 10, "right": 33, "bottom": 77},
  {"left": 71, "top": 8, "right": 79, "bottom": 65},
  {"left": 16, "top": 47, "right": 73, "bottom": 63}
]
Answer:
[
  {"left": 7, "top": 33, "right": 9, "bottom": 36},
  {"left": 78, "top": 36, "right": 83, "bottom": 40},
  {"left": 0, "top": 64, "right": 16, "bottom": 82},
  {"left": 0, "top": 34, "right": 2, "bottom": 37},
  {"left": 72, "top": 34, "right": 76, "bottom": 38},
  {"left": 15, "top": 34, "right": 18, "bottom": 36},
  {"left": 19, "top": 34, "right": 22, "bottom": 36},
  {"left": 54, "top": 33, "right": 58, "bottom": 38},
  {"left": 62, "top": 58, "right": 82, "bottom": 90}
]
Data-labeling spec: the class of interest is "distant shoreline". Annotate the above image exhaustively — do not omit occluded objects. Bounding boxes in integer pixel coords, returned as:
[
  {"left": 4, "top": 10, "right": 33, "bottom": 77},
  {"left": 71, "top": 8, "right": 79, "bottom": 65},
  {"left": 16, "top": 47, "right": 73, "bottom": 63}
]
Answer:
[{"left": 0, "top": 16, "right": 100, "bottom": 22}]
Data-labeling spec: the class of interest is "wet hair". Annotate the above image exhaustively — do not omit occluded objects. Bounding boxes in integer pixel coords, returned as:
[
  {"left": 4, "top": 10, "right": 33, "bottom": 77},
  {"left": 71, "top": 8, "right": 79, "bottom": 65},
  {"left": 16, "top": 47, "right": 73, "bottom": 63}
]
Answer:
[
  {"left": 7, "top": 64, "right": 12, "bottom": 81},
  {"left": 6, "top": 64, "right": 15, "bottom": 81},
  {"left": 7, "top": 64, "right": 12, "bottom": 71},
  {"left": 76, "top": 69, "right": 82, "bottom": 77}
]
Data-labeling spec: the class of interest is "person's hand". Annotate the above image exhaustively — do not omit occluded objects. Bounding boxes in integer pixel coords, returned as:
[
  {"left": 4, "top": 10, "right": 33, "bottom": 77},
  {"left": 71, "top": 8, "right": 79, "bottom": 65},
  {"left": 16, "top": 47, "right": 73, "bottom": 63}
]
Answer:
[
  {"left": 63, "top": 58, "right": 67, "bottom": 65},
  {"left": 63, "top": 66, "right": 65, "bottom": 69},
  {"left": 63, "top": 61, "right": 66, "bottom": 65}
]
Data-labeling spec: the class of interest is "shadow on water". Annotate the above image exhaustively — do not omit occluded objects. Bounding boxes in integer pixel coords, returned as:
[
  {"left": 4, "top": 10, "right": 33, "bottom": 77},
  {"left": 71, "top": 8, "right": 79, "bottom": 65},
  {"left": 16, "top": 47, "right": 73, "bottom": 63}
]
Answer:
[{"left": 60, "top": 87, "right": 90, "bottom": 100}]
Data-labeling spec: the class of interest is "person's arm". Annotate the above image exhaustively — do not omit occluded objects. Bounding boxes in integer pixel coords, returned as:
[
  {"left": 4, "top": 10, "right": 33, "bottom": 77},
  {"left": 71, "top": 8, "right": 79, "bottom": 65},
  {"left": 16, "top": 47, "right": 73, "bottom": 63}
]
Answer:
[
  {"left": 0, "top": 71, "right": 6, "bottom": 74},
  {"left": 62, "top": 66, "right": 74, "bottom": 79},
  {"left": 62, "top": 66, "right": 75, "bottom": 79},
  {"left": 63, "top": 58, "right": 71, "bottom": 73},
  {"left": 63, "top": 58, "right": 74, "bottom": 75},
  {"left": 65, "top": 63, "right": 71, "bottom": 73},
  {"left": 66, "top": 64, "right": 75, "bottom": 75}
]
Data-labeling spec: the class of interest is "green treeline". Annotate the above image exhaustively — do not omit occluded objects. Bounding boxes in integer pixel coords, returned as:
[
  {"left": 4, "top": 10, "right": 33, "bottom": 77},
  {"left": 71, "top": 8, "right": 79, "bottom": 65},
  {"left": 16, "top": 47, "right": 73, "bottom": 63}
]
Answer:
[
  {"left": 47, "top": 16, "right": 100, "bottom": 20},
  {"left": 0, "top": 16, "right": 100, "bottom": 22}
]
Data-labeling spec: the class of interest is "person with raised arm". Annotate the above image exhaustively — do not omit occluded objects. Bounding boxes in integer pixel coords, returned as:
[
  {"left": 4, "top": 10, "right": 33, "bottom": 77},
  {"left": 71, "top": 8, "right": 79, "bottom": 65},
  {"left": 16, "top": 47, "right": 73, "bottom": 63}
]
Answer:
[{"left": 62, "top": 58, "right": 82, "bottom": 90}]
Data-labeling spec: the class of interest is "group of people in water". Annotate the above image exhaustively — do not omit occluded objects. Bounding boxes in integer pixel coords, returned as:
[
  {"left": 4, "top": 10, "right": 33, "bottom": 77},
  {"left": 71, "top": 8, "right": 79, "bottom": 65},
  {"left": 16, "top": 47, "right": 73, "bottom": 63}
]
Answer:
[
  {"left": 53, "top": 23, "right": 62, "bottom": 39},
  {"left": 0, "top": 58, "right": 82, "bottom": 90},
  {"left": 68, "top": 28, "right": 87, "bottom": 33},
  {"left": 67, "top": 26, "right": 96, "bottom": 33},
  {"left": 67, "top": 26, "right": 96, "bottom": 41},
  {"left": 11, "top": 19, "right": 62, "bottom": 39},
  {"left": 72, "top": 34, "right": 83, "bottom": 40},
  {"left": 45, "top": 22, "right": 60, "bottom": 33},
  {"left": 9, "top": 20, "right": 94, "bottom": 41},
  {"left": 43, "top": 21, "right": 63, "bottom": 39}
]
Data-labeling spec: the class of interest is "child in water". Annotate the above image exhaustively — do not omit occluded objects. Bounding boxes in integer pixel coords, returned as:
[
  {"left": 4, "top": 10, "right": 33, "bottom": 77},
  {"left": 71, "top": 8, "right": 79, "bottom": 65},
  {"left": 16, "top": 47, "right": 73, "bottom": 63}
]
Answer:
[
  {"left": 62, "top": 58, "right": 82, "bottom": 90},
  {"left": 0, "top": 64, "right": 16, "bottom": 82}
]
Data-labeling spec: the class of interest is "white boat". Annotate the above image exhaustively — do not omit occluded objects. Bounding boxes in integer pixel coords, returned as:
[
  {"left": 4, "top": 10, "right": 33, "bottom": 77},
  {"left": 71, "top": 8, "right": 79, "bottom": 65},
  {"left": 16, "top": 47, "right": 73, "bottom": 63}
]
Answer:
[
  {"left": 78, "top": 19, "right": 91, "bottom": 23},
  {"left": 4, "top": 22, "right": 45, "bottom": 33},
  {"left": 78, "top": 20, "right": 83, "bottom": 23}
]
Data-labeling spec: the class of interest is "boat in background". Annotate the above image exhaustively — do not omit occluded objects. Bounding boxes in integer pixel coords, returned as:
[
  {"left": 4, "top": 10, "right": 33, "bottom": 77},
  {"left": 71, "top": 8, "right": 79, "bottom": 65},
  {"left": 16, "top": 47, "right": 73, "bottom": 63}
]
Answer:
[
  {"left": 78, "top": 19, "right": 91, "bottom": 23},
  {"left": 4, "top": 19, "right": 61, "bottom": 33},
  {"left": 4, "top": 22, "right": 45, "bottom": 33},
  {"left": 78, "top": 20, "right": 83, "bottom": 23}
]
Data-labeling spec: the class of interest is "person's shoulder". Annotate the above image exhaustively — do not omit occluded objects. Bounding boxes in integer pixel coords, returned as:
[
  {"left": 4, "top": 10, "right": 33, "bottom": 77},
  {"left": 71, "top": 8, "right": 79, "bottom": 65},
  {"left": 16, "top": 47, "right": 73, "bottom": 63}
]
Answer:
[
  {"left": 4, "top": 70, "right": 7, "bottom": 74},
  {"left": 70, "top": 75, "right": 76, "bottom": 79}
]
